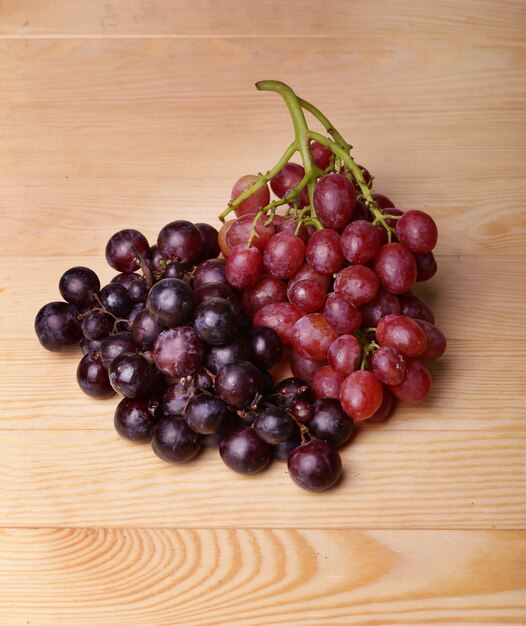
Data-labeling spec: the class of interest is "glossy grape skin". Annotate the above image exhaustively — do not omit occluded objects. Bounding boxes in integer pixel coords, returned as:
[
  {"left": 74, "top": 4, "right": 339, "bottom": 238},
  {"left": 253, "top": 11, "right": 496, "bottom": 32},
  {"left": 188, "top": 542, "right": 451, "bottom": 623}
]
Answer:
[
  {"left": 324, "top": 293, "right": 362, "bottom": 334},
  {"left": 415, "top": 251, "right": 437, "bottom": 282},
  {"left": 340, "top": 220, "right": 381, "bottom": 264},
  {"left": 290, "top": 350, "right": 325, "bottom": 383},
  {"left": 327, "top": 334, "right": 361, "bottom": 376},
  {"left": 194, "top": 281, "right": 238, "bottom": 307},
  {"left": 152, "top": 415, "right": 202, "bottom": 464},
  {"left": 288, "top": 440, "right": 342, "bottom": 491},
  {"left": 366, "top": 386, "right": 396, "bottom": 423},
  {"left": 313, "top": 173, "right": 356, "bottom": 230},
  {"left": 254, "top": 406, "right": 295, "bottom": 444},
  {"left": 371, "top": 346, "right": 406, "bottom": 385},
  {"left": 305, "top": 229, "right": 345, "bottom": 276},
  {"left": 35, "top": 301, "right": 82, "bottom": 352},
  {"left": 146, "top": 278, "right": 195, "bottom": 327},
  {"left": 220, "top": 427, "right": 271, "bottom": 474},
  {"left": 157, "top": 220, "right": 203, "bottom": 265},
  {"left": 263, "top": 232, "right": 305, "bottom": 279},
  {"left": 127, "top": 279, "right": 148, "bottom": 304},
  {"left": 287, "top": 263, "right": 331, "bottom": 295},
  {"left": 241, "top": 275, "right": 287, "bottom": 317},
  {"left": 312, "top": 365, "right": 344, "bottom": 400},
  {"left": 59, "top": 267, "right": 100, "bottom": 307},
  {"left": 270, "top": 162, "right": 305, "bottom": 199},
  {"left": 307, "top": 399, "right": 354, "bottom": 447},
  {"left": 98, "top": 283, "right": 133, "bottom": 317},
  {"left": 196, "top": 222, "right": 221, "bottom": 261},
  {"left": 111, "top": 272, "right": 142, "bottom": 289},
  {"left": 163, "top": 262, "right": 186, "bottom": 280},
  {"left": 399, "top": 293, "right": 435, "bottom": 324},
  {"left": 204, "top": 334, "right": 252, "bottom": 374},
  {"left": 252, "top": 302, "right": 303, "bottom": 345},
  {"left": 108, "top": 353, "right": 154, "bottom": 398},
  {"left": 105, "top": 229, "right": 149, "bottom": 273},
  {"left": 192, "top": 259, "right": 227, "bottom": 289},
  {"left": 290, "top": 313, "right": 338, "bottom": 362},
  {"left": 396, "top": 210, "right": 438, "bottom": 253},
  {"left": 153, "top": 326, "right": 204, "bottom": 378},
  {"left": 76, "top": 352, "right": 115, "bottom": 399},
  {"left": 226, "top": 213, "right": 275, "bottom": 252},
  {"left": 273, "top": 424, "right": 302, "bottom": 461},
  {"left": 114, "top": 397, "right": 157, "bottom": 442},
  {"left": 334, "top": 265, "right": 379, "bottom": 306},
  {"left": 376, "top": 314, "right": 427, "bottom": 358},
  {"left": 99, "top": 331, "right": 137, "bottom": 369},
  {"left": 231, "top": 175, "right": 271, "bottom": 218},
  {"left": 81, "top": 311, "right": 112, "bottom": 341},
  {"left": 310, "top": 141, "right": 333, "bottom": 170},
  {"left": 185, "top": 394, "right": 228, "bottom": 435},
  {"left": 162, "top": 379, "right": 196, "bottom": 416},
  {"left": 374, "top": 243, "right": 417, "bottom": 294},
  {"left": 248, "top": 327, "right": 283, "bottom": 369},
  {"left": 218, "top": 220, "right": 234, "bottom": 258},
  {"left": 225, "top": 245, "right": 263, "bottom": 289},
  {"left": 289, "top": 279, "right": 326, "bottom": 313},
  {"left": 359, "top": 287, "right": 401, "bottom": 328},
  {"left": 415, "top": 319, "right": 447, "bottom": 360},
  {"left": 390, "top": 359, "right": 432, "bottom": 403},
  {"left": 132, "top": 309, "right": 162, "bottom": 350},
  {"left": 193, "top": 297, "right": 240, "bottom": 345},
  {"left": 147, "top": 245, "right": 164, "bottom": 272},
  {"left": 372, "top": 193, "right": 395, "bottom": 209},
  {"left": 340, "top": 370, "right": 383, "bottom": 420},
  {"left": 202, "top": 409, "right": 238, "bottom": 448},
  {"left": 80, "top": 336, "right": 104, "bottom": 356},
  {"left": 272, "top": 377, "right": 314, "bottom": 409},
  {"left": 215, "top": 360, "right": 263, "bottom": 408}
]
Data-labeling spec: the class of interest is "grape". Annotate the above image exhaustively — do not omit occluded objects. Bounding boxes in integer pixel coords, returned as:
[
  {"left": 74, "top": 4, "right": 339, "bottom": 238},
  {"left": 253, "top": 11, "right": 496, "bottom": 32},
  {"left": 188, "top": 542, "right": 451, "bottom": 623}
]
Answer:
[
  {"left": 192, "top": 259, "right": 227, "bottom": 289},
  {"left": 390, "top": 359, "right": 432, "bottom": 403},
  {"left": 226, "top": 213, "right": 275, "bottom": 252},
  {"left": 415, "top": 319, "right": 447, "bottom": 360},
  {"left": 225, "top": 245, "right": 263, "bottom": 289},
  {"left": 289, "top": 398, "right": 314, "bottom": 423},
  {"left": 108, "top": 353, "right": 154, "bottom": 398},
  {"left": 312, "top": 365, "right": 344, "bottom": 400},
  {"left": 399, "top": 292, "right": 435, "bottom": 324},
  {"left": 334, "top": 265, "right": 379, "bottom": 306},
  {"left": 248, "top": 327, "right": 283, "bottom": 369},
  {"left": 359, "top": 286, "right": 401, "bottom": 328},
  {"left": 98, "top": 283, "right": 133, "bottom": 317},
  {"left": 59, "top": 267, "right": 100, "bottom": 307},
  {"left": 313, "top": 173, "right": 356, "bottom": 230},
  {"left": 396, "top": 210, "right": 438, "bottom": 253},
  {"left": 366, "top": 386, "right": 396, "bottom": 423},
  {"left": 290, "top": 350, "right": 324, "bottom": 383},
  {"left": 340, "top": 220, "right": 381, "bottom": 264},
  {"left": 147, "top": 245, "right": 164, "bottom": 272},
  {"left": 340, "top": 370, "right": 383, "bottom": 420},
  {"left": 132, "top": 309, "right": 162, "bottom": 350},
  {"left": 241, "top": 275, "right": 287, "bottom": 317},
  {"left": 327, "top": 334, "right": 361, "bottom": 376},
  {"left": 153, "top": 326, "right": 204, "bottom": 377},
  {"left": 272, "top": 377, "right": 314, "bottom": 410},
  {"left": 204, "top": 334, "right": 252, "bottom": 374},
  {"left": 194, "top": 281, "right": 238, "bottom": 307},
  {"left": 252, "top": 302, "right": 302, "bottom": 345},
  {"left": 202, "top": 409, "right": 238, "bottom": 448},
  {"left": 381, "top": 207, "right": 404, "bottom": 229},
  {"left": 351, "top": 199, "right": 371, "bottom": 222},
  {"left": 261, "top": 369, "right": 275, "bottom": 396},
  {"left": 80, "top": 336, "right": 103, "bottom": 355},
  {"left": 288, "top": 440, "right": 342, "bottom": 491},
  {"left": 220, "top": 427, "right": 271, "bottom": 474},
  {"left": 152, "top": 415, "right": 202, "bottom": 464},
  {"left": 305, "top": 229, "right": 344, "bottom": 276},
  {"left": 324, "top": 293, "right": 361, "bottom": 334},
  {"left": 231, "top": 175, "right": 271, "bottom": 218},
  {"left": 128, "top": 279, "right": 149, "bottom": 303},
  {"left": 81, "top": 311, "right": 112, "bottom": 341},
  {"left": 371, "top": 346, "right": 406, "bottom": 385},
  {"left": 270, "top": 162, "right": 305, "bottom": 199},
  {"left": 273, "top": 425, "right": 302, "bottom": 461},
  {"left": 374, "top": 243, "right": 417, "bottom": 294},
  {"left": 114, "top": 398, "right": 158, "bottom": 442},
  {"left": 35, "top": 302, "right": 82, "bottom": 352},
  {"left": 289, "top": 279, "right": 326, "bottom": 313},
  {"left": 218, "top": 220, "right": 234, "bottom": 258},
  {"left": 415, "top": 251, "right": 437, "bottom": 282},
  {"left": 273, "top": 215, "right": 309, "bottom": 243},
  {"left": 146, "top": 278, "right": 195, "bottom": 327},
  {"left": 76, "top": 352, "right": 115, "bottom": 399},
  {"left": 106, "top": 229, "right": 149, "bottom": 273},
  {"left": 263, "top": 232, "right": 305, "bottom": 279},
  {"left": 185, "top": 394, "right": 229, "bottom": 435},
  {"left": 157, "top": 220, "right": 203, "bottom": 265},
  {"left": 307, "top": 399, "right": 354, "bottom": 447},
  {"left": 163, "top": 262, "right": 186, "bottom": 280},
  {"left": 99, "top": 332, "right": 137, "bottom": 369},
  {"left": 254, "top": 406, "right": 295, "bottom": 444},
  {"left": 162, "top": 378, "right": 196, "bottom": 415},
  {"left": 111, "top": 272, "right": 142, "bottom": 289},
  {"left": 376, "top": 314, "right": 427, "bottom": 357},
  {"left": 215, "top": 360, "right": 263, "bottom": 408},
  {"left": 287, "top": 262, "right": 331, "bottom": 295},
  {"left": 195, "top": 222, "right": 220, "bottom": 262},
  {"left": 372, "top": 193, "right": 395, "bottom": 209},
  {"left": 193, "top": 297, "right": 240, "bottom": 345},
  {"left": 310, "top": 141, "right": 333, "bottom": 170},
  {"left": 290, "top": 313, "right": 338, "bottom": 361}
]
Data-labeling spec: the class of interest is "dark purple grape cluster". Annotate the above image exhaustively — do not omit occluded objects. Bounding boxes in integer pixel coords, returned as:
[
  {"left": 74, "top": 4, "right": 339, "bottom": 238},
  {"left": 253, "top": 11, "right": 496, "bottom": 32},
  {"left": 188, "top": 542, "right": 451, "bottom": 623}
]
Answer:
[{"left": 34, "top": 220, "right": 350, "bottom": 491}]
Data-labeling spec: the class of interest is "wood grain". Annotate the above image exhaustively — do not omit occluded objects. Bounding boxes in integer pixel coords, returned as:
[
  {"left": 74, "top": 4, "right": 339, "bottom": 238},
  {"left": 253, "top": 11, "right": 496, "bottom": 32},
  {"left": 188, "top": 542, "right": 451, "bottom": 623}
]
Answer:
[{"left": 0, "top": 527, "right": 524, "bottom": 626}]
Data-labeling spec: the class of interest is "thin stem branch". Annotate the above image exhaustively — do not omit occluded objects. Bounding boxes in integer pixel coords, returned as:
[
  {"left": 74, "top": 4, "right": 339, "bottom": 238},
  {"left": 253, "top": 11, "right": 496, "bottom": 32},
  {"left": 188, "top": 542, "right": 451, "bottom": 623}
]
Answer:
[{"left": 298, "top": 97, "right": 351, "bottom": 152}]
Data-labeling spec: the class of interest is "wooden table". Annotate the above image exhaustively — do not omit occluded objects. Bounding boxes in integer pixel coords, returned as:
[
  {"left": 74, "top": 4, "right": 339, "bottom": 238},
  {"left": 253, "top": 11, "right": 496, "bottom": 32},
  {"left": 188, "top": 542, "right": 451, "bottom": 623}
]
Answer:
[{"left": 0, "top": 1, "right": 525, "bottom": 623}]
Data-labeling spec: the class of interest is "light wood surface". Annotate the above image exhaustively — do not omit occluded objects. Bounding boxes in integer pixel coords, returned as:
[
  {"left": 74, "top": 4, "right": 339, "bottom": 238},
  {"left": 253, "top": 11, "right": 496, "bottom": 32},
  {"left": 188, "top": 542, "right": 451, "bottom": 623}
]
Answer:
[{"left": 0, "top": 1, "right": 525, "bottom": 624}]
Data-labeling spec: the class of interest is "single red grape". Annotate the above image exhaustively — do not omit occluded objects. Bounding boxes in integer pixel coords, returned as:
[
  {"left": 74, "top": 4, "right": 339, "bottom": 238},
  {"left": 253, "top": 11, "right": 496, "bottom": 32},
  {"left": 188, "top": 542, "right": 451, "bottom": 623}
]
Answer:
[
  {"left": 324, "top": 293, "right": 362, "bottom": 334},
  {"left": 415, "top": 319, "right": 447, "bottom": 360},
  {"left": 312, "top": 365, "right": 344, "bottom": 400},
  {"left": 374, "top": 243, "right": 417, "bottom": 294},
  {"left": 306, "top": 229, "right": 344, "bottom": 276},
  {"left": 371, "top": 346, "right": 406, "bottom": 385},
  {"left": 289, "top": 279, "right": 327, "bottom": 313},
  {"left": 290, "top": 313, "right": 338, "bottom": 361},
  {"left": 263, "top": 232, "right": 305, "bottom": 279},
  {"left": 334, "top": 265, "right": 379, "bottom": 306},
  {"left": 313, "top": 173, "right": 356, "bottom": 230},
  {"left": 340, "top": 220, "right": 381, "bottom": 264},
  {"left": 327, "top": 334, "right": 361, "bottom": 376},
  {"left": 225, "top": 245, "right": 263, "bottom": 289},
  {"left": 390, "top": 359, "right": 432, "bottom": 403},
  {"left": 376, "top": 314, "right": 427, "bottom": 357},
  {"left": 339, "top": 370, "right": 383, "bottom": 420},
  {"left": 231, "top": 175, "right": 271, "bottom": 218},
  {"left": 396, "top": 210, "right": 438, "bottom": 253},
  {"left": 271, "top": 162, "right": 305, "bottom": 199}
]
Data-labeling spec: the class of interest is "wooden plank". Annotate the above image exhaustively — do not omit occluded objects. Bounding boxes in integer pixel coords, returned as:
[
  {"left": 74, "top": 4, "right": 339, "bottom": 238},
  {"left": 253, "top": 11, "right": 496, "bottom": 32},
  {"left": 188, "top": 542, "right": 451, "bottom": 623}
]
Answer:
[
  {"left": 0, "top": 429, "right": 523, "bottom": 528},
  {"left": 0, "top": 527, "right": 524, "bottom": 625}
]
